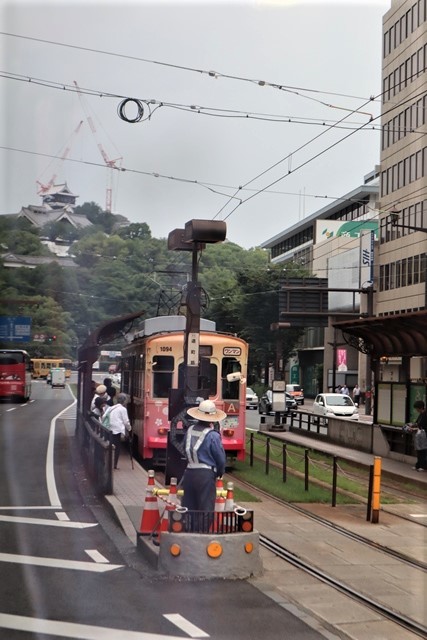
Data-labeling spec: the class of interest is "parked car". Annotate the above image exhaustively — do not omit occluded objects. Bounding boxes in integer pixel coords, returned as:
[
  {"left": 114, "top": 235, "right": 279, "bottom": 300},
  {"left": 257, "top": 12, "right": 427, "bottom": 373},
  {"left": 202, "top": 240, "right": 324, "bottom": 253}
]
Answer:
[
  {"left": 286, "top": 384, "right": 304, "bottom": 405},
  {"left": 258, "top": 391, "right": 297, "bottom": 415},
  {"left": 246, "top": 387, "right": 259, "bottom": 410},
  {"left": 312, "top": 393, "right": 359, "bottom": 419}
]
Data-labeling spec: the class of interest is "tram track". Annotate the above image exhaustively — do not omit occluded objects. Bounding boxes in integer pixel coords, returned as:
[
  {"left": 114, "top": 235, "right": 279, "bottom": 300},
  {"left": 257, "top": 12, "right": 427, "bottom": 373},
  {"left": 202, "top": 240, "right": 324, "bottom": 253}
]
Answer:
[
  {"left": 231, "top": 475, "right": 427, "bottom": 570},
  {"left": 259, "top": 533, "right": 427, "bottom": 638},
  {"left": 230, "top": 475, "right": 426, "bottom": 638}
]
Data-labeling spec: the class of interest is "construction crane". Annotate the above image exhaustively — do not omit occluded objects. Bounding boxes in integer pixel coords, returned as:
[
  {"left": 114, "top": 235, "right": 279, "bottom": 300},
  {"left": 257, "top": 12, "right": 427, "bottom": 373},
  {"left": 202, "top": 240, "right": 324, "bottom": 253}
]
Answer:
[
  {"left": 37, "top": 120, "right": 84, "bottom": 195},
  {"left": 73, "top": 80, "right": 122, "bottom": 213}
]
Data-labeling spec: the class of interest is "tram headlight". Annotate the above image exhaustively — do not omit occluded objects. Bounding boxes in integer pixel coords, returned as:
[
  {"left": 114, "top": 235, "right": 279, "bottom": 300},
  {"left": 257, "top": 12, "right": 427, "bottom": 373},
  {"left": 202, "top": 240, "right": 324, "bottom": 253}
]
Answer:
[
  {"left": 222, "top": 428, "right": 234, "bottom": 437},
  {"left": 157, "top": 427, "right": 168, "bottom": 436}
]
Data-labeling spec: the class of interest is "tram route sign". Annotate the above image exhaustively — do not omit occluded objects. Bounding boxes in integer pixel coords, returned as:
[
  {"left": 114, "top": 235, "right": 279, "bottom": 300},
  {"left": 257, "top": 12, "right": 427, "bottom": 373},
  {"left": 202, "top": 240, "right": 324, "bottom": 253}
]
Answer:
[{"left": 0, "top": 316, "right": 32, "bottom": 342}]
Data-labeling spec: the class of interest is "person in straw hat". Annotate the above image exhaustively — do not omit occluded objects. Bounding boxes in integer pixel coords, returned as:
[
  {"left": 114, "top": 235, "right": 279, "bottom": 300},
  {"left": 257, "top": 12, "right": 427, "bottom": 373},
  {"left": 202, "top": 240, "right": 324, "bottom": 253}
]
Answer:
[{"left": 182, "top": 399, "right": 227, "bottom": 519}]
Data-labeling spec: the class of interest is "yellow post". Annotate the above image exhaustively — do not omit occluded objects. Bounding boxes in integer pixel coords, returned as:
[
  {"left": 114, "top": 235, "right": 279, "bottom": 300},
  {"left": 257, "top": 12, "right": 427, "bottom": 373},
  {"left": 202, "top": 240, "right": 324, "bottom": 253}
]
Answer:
[{"left": 371, "top": 456, "right": 382, "bottom": 523}]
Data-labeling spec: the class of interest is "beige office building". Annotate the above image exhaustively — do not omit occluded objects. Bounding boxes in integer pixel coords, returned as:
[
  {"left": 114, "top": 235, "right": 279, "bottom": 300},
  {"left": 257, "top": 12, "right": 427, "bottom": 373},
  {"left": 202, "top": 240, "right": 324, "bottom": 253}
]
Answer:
[
  {"left": 377, "top": 0, "right": 427, "bottom": 381},
  {"left": 261, "top": 0, "right": 427, "bottom": 399}
]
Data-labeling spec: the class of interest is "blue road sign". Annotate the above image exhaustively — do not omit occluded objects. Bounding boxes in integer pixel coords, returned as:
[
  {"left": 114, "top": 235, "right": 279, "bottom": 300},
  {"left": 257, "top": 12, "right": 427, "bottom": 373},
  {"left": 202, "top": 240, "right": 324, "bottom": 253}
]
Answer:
[{"left": 0, "top": 316, "right": 32, "bottom": 342}]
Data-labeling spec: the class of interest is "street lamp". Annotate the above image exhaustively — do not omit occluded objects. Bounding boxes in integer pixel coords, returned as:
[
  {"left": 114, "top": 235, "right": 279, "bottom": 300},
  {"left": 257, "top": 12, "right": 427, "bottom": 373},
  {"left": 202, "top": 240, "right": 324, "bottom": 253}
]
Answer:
[{"left": 387, "top": 209, "right": 427, "bottom": 233}]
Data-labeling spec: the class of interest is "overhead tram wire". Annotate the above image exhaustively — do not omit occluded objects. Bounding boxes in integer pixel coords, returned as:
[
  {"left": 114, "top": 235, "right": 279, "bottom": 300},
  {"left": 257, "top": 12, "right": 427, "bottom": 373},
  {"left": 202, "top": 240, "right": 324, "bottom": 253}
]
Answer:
[
  {"left": 0, "top": 31, "right": 382, "bottom": 107},
  {"left": 215, "top": 85, "right": 427, "bottom": 223},
  {"left": 0, "top": 77, "right": 424, "bottom": 220},
  {"left": 0, "top": 71, "right": 379, "bottom": 131}
]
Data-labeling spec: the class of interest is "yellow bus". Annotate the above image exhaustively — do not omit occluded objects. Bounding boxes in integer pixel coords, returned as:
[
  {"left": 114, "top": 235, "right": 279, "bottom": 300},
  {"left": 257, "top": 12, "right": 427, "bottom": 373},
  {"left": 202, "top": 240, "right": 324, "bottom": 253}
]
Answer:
[
  {"left": 62, "top": 359, "right": 72, "bottom": 378},
  {"left": 31, "top": 358, "right": 72, "bottom": 379}
]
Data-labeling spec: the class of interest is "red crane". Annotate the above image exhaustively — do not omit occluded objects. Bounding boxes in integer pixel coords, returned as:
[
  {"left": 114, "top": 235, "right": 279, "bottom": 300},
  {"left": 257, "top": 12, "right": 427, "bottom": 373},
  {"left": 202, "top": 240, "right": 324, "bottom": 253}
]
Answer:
[
  {"left": 37, "top": 120, "right": 84, "bottom": 195},
  {"left": 73, "top": 80, "right": 122, "bottom": 213}
]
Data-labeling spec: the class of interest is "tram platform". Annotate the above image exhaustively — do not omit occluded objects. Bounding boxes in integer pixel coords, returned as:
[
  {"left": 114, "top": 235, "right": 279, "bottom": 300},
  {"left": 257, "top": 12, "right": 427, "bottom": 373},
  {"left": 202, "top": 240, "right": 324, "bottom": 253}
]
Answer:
[{"left": 105, "top": 432, "right": 426, "bottom": 640}]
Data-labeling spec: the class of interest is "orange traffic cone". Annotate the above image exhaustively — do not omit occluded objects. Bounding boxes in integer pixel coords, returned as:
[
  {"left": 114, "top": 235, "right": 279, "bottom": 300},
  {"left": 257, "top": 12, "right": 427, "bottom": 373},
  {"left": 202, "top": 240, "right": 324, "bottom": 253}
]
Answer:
[
  {"left": 224, "top": 481, "right": 234, "bottom": 511},
  {"left": 215, "top": 477, "right": 225, "bottom": 512},
  {"left": 159, "top": 496, "right": 176, "bottom": 534},
  {"left": 213, "top": 477, "right": 226, "bottom": 533},
  {"left": 168, "top": 477, "right": 178, "bottom": 505},
  {"left": 139, "top": 470, "right": 161, "bottom": 535}
]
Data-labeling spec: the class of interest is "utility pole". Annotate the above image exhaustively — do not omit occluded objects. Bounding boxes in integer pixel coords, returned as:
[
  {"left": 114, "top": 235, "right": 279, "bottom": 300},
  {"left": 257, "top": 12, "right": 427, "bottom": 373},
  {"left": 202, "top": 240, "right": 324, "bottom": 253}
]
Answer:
[
  {"left": 165, "top": 219, "right": 226, "bottom": 481},
  {"left": 363, "top": 284, "right": 374, "bottom": 415}
]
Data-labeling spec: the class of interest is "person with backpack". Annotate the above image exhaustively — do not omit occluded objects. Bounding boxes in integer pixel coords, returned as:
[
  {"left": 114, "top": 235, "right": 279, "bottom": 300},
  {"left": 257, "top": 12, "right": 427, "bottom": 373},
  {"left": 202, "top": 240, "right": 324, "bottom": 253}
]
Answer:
[{"left": 103, "top": 393, "right": 131, "bottom": 469}]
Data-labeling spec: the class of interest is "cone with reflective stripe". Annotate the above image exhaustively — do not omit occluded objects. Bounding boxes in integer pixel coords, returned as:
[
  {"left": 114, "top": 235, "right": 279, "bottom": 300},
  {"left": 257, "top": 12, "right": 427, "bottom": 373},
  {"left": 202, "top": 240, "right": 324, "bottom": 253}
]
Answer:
[
  {"left": 159, "top": 497, "right": 176, "bottom": 534},
  {"left": 224, "top": 481, "right": 234, "bottom": 511},
  {"left": 139, "top": 470, "right": 161, "bottom": 534},
  {"left": 215, "top": 477, "right": 225, "bottom": 512},
  {"left": 213, "top": 477, "right": 226, "bottom": 532},
  {"left": 168, "top": 477, "right": 178, "bottom": 505}
]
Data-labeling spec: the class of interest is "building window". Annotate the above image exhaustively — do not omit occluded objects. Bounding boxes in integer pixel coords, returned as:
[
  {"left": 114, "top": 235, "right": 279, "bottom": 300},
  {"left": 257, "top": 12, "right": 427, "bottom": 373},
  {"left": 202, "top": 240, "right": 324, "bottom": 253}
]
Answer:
[
  {"left": 414, "top": 255, "right": 420, "bottom": 284},
  {"left": 408, "top": 256, "right": 413, "bottom": 285}
]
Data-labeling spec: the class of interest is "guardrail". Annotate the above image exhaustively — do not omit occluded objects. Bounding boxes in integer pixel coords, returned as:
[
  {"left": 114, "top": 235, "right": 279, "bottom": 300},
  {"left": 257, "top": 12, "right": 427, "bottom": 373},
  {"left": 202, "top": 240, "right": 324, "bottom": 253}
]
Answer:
[
  {"left": 259, "top": 410, "right": 329, "bottom": 436},
  {"left": 76, "top": 411, "right": 114, "bottom": 494},
  {"left": 288, "top": 410, "right": 328, "bottom": 435}
]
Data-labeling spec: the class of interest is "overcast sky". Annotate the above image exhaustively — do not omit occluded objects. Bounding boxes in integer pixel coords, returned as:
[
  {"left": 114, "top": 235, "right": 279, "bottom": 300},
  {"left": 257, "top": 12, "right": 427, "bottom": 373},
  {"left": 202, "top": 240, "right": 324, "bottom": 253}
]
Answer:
[{"left": 0, "top": 0, "right": 390, "bottom": 249}]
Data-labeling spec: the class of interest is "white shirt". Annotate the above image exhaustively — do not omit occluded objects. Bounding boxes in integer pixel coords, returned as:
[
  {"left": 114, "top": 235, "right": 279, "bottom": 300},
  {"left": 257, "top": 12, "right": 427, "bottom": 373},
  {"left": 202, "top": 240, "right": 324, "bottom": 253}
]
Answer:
[{"left": 104, "top": 404, "right": 131, "bottom": 435}]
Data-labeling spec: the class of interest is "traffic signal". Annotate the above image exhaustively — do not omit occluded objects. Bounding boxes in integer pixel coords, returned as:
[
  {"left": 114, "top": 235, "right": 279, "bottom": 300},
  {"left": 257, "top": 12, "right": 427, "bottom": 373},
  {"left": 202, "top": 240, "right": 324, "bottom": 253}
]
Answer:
[{"left": 45, "top": 335, "right": 57, "bottom": 344}]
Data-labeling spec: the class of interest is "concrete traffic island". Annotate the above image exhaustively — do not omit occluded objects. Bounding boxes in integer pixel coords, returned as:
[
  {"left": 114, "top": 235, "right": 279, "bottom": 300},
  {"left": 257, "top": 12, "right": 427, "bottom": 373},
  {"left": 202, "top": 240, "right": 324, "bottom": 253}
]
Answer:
[
  {"left": 138, "top": 528, "right": 263, "bottom": 579},
  {"left": 136, "top": 475, "right": 263, "bottom": 579}
]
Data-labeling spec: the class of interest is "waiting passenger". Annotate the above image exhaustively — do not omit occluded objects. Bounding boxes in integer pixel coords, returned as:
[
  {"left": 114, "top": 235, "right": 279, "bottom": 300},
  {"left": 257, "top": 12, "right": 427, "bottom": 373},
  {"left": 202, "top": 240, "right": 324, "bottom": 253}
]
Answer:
[
  {"left": 90, "top": 384, "right": 109, "bottom": 412},
  {"left": 92, "top": 396, "right": 108, "bottom": 420}
]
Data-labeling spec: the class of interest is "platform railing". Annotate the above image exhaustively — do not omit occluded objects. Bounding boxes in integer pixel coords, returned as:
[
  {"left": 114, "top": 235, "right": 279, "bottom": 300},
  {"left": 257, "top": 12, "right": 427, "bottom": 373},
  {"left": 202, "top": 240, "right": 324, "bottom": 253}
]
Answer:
[{"left": 76, "top": 409, "right": 114, "bottom": 495}]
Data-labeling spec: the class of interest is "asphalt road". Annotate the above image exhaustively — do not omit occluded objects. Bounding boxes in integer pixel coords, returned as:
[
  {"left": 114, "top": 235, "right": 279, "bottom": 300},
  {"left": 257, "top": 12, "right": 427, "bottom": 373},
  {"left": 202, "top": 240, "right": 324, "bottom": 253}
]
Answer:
[{"left": 0, "top": 380, "right": 331, "bottom": 640}]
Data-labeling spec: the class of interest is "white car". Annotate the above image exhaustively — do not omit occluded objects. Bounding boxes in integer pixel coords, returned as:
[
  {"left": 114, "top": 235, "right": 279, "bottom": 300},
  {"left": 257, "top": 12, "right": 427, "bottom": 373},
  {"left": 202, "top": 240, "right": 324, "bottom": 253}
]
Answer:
[
  {"left": 246, "top": 387, "right": 259, "bottom": 410},
  {"left": 313, "top": 393, "right": 359, "bottom": 419}
]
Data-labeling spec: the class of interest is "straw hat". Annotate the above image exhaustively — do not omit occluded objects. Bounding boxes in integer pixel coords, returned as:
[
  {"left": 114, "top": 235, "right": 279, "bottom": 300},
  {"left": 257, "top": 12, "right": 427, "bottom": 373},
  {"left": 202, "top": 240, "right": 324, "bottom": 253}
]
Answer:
[
  {"left": 95, "top": 384, "right": 107, "bottom": 394},
  {"left": 187, "top": 399, "right": 226, "bottom": 422}
]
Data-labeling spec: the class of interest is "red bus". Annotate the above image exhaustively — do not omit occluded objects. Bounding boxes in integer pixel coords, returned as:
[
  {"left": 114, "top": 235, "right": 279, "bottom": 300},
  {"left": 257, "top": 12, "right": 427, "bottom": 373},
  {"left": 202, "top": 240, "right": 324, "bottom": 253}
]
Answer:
[
  {"left": 0, "top": 349, "right": 32, "bottom": 402},
  {"left": 120, "top": 316, "right": 248, "bottom": 467}
]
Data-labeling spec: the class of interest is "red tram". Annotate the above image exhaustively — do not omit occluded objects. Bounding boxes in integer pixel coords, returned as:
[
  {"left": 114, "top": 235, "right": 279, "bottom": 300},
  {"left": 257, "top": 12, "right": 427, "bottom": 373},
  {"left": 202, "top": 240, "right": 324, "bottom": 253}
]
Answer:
[{"left": 120, "top": 316, "right": 248, "bottom": 466}]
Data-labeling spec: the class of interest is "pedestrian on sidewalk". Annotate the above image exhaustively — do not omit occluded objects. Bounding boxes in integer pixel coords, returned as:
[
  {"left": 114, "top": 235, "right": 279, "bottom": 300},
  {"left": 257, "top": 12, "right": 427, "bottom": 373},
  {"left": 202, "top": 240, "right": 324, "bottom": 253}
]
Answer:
[
  {"left": 181, "top": 400, "right": 226, "bottom": 530},
  {"left": 405, "top": 400, "right": 427, "bottom": 471},
  {"left": 103, "top": 393, "right": 132, "bottom": 469},
  {"left": 352, "top": 384, "right": 361, "bottom": 406}
]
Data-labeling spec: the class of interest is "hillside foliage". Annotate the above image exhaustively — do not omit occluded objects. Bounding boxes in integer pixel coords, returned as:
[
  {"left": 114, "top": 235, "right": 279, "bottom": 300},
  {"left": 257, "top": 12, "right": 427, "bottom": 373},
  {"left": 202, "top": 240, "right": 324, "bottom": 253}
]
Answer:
[{"left": 0, "top": 205, "right": 306, "bottom": 383}]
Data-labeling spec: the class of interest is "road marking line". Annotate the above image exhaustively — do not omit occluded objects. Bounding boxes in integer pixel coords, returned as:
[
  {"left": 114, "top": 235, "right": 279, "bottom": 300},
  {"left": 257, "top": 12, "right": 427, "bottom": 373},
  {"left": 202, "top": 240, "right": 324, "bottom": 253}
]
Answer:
[
  {"left": 0, "top": 552, "right": 122, "bottom": 572},
  {"left": 0, "top": 515, "right": 97, "bottom": 528},
  {"left": 409, "top": 513, "right": 427, "bottom": 518},
  {"left": 55, "top": 512, "right": 70, "bottom": 521},
  {"left": 85, "top": 549, "right": 109, "bottom": 563},
  {"left": 0, "top": 613, "right": 186, "bottom": 639},
  {"left": 163, "top": 614, "right": 209, "bottom": 638},
  {"left": 0, "top": 506, "right": 58, "bottom": 510},
  {"left": 6, "top": 408, "right": 16, "bottom": 412}
]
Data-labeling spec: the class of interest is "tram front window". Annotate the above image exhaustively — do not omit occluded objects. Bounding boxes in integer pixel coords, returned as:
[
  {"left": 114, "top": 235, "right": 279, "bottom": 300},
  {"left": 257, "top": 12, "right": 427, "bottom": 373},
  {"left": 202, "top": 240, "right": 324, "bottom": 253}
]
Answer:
[
  {"left": 222, "top": 358, "right": 241, "bottom": 400},
  {"left": 152, "top": 356, "right": 174, "bottom": 398}
]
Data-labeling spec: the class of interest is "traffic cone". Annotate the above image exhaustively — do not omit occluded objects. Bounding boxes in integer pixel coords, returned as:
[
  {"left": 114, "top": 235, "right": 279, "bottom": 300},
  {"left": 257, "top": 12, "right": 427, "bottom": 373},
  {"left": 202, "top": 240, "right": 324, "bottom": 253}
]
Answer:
[
  {"left": 159, "top": 496, "right": 176, "bottom": 534},
  {"left": 168, "top": 477, "right": 178, "bottom": 505},
  {"left": 213, "top": 477, "right": 226, "bottom": 533},
  {"left": 224, "top": 481, "right": 235, "bottom": 511},
  {"left": 139, "top": 470, "right": 161, "bottom": 535},
  {"left": 215, "top": 477, "right": 225, "bottom": 512}
]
